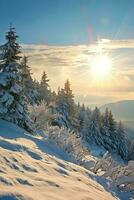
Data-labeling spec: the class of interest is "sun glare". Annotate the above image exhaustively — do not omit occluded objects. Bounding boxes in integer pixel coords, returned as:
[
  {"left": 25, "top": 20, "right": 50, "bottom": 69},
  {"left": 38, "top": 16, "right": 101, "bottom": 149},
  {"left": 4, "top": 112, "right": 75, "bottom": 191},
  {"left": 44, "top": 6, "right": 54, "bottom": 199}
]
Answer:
[{"left": 90, "top": 55, "right": 112, "bottom": 79}]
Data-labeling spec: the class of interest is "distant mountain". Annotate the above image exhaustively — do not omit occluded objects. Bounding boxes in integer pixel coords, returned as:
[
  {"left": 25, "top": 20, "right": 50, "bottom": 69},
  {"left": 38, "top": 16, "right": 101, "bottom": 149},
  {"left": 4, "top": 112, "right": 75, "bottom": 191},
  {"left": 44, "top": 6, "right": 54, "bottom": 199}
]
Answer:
[
  {"left": 100, "top": 100, "right": 134, "bottom": 138},
  {"left": 100, "top": 100, "right": 134, "bottom": 121}
]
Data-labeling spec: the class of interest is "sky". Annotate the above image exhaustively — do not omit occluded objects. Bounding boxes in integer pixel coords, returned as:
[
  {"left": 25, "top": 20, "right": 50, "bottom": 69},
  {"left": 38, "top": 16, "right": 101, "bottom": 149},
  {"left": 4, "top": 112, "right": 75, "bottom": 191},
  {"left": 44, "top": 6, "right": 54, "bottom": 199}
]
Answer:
[{"left": 1, "top": 0, "right": 134, "bottom": 107}]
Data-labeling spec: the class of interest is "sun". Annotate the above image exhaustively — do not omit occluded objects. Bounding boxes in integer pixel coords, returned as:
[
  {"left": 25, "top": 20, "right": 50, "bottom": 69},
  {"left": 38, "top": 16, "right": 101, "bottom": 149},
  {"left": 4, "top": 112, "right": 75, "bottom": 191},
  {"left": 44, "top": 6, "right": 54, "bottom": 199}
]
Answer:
[{"left": 90, "top": 55, "right": 112, "bottom": 79}]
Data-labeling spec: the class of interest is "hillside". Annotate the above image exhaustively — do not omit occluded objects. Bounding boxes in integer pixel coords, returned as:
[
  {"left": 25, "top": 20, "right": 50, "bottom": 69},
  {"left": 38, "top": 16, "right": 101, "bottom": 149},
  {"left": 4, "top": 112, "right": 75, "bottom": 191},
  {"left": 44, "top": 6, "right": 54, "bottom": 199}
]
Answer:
[
  {"left": 0, "top": 120, "right": 120, "bottom": 200},
  {"left": 100, "top": 100, "right": 134, "bottom": 121},
  {"left": 100, "top": 100, "right": 134, "bottom": 137}
]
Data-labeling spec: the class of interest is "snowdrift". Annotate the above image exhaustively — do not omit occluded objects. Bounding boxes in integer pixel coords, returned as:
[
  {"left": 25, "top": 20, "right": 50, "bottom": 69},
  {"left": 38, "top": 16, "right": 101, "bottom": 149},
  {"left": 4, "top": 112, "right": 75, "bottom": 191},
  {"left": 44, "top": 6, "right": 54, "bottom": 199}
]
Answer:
[{"left": 0, "top": 120, "right": 119, "bottom": 200}]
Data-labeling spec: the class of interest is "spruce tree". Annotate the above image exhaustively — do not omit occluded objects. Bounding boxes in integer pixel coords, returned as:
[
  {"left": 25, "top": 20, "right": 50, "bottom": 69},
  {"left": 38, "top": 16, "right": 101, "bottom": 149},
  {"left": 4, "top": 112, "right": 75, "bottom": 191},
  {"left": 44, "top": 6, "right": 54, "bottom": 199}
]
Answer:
[
  {"left": 64, "top": 80, "right": 75, "bottom": 119},
  {"left": 56, "top": 88, "right": 67, "bottom": 116},
  {"left": 0, "top": 26, "right": 33, "bottom": 132},
  {"left": 88, "top": 107, "right": 103, "bottom": 145},
  {"left": 21, "top": 56, "right": 39, "bottom": 105},
  {"left": 82, "top": 111, "right": 91, "bottom": 139},
  {"left": 55, "top": 80, "right": 78, "bottom": 130},
  {"left": 117, "top": 121, "right": 128, "bottom": 160},
  {"left": 108, "top": 110, "right": 118, "bottom": 150},
  {"left": 108, "top": 110, "right": 117, "bottom": 132},
  {"left": 77, "top": 104, "right": 86, "bottom": 132},
  {"left": 52, "top": 88, "right": 68, "bottom": 128},
  {"left": 40, "top": 71, "right": 51, "bottom": 104},
  {"left": 103, "top": 108, "right": 110, "bottom": 128},
  {"left": 56, "top": 80, "right": 75, "bottom": 120}
]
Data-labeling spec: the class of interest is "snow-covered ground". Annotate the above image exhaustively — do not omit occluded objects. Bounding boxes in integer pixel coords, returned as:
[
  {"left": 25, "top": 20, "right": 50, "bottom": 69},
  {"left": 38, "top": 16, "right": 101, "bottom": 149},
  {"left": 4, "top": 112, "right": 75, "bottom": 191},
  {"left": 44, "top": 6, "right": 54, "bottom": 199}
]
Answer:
[{"left": 0, "top": 120, "right": 130, "bottom": 200}]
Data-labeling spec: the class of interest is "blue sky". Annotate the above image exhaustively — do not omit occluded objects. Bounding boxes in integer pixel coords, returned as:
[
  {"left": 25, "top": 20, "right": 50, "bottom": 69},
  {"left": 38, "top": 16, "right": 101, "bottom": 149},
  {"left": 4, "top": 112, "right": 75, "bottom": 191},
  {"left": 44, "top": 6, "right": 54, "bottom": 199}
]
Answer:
[
  {"left": 1, "top": 0, "right": 134, "bottom": 106},
  {"left": 0, "top": 0, "right": 134, "bottom": 45}
]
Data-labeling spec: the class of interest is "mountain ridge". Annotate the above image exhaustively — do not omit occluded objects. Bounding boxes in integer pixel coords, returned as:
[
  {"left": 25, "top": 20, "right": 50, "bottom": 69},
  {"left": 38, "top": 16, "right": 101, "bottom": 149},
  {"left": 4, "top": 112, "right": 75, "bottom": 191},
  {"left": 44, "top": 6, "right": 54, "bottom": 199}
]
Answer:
[{"left": 100, "top": 99, "right": 134, "bottom": 121}]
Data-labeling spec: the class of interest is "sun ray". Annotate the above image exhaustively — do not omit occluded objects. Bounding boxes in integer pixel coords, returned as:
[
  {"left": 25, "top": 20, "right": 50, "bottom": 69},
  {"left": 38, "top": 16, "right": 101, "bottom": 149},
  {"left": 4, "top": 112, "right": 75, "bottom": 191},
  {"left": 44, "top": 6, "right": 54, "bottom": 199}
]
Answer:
[{"left": 90, "top": 54, "right": 112, "bottom": 80}]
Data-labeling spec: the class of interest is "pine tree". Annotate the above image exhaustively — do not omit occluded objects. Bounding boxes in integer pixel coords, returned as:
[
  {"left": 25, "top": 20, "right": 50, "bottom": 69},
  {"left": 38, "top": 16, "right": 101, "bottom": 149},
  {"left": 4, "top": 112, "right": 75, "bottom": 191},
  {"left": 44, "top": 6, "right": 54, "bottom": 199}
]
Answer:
[
  {"left": 0, "top": 26, "right": 33, "bottom": 132},
  {"left": 117, "top": 121, "right": 128, "bottom": 160},
  {"left": 56, "top": 88, "right": 67, "bottom": 116},
  {"left": 56, "top": 80, "right": 75, "bottom": 119},
  {"left": 77, "top": 104, "right": 86, "bottom": 132},
  {"left": 85, "top": 107, "right": 102, "bottom": 145},
  {"left": 103, "top": 108, "right": 110, "bottom": 128},
  {"left": 64, "top": 80, "right": 75, "bottom": 119},
  {"left": 82, "top": 111, "right": 90, "bottom": 139},
  {"left": 108, "top": 110, "right": 117, "bottom": 132},
  {"left": 51, "top": 91, "right": 57, "bottom": 103},
  {"left": 108, "top": 110, "right": 118, "bottom": 150},
  {"left": 127, "top": 139, "right": 134, "bottom": 160},
  {"left": 51, "top": 88, "right": 68, "bottom": 128},
  {"left": 21, "top": 56, "right": 39, "bottom": 105},
  {"left": 55, "top": 80, "right": 78, "bottom": 130},
  {"left": 40, "top": 71, "right": 51, "bottom": 104}
]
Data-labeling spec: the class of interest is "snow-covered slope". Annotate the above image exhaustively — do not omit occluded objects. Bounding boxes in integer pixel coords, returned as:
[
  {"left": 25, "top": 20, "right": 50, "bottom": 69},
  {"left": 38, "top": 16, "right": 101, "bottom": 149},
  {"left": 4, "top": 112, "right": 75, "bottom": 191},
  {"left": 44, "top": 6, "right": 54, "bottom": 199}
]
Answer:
[{"left": 0, "top": 120, "right": 119, "bottom": 200}]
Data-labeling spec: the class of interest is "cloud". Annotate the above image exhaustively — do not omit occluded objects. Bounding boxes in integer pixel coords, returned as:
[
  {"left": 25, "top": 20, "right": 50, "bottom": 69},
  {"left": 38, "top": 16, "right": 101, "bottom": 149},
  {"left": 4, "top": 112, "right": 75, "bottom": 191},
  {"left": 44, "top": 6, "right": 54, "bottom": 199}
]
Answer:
[
  {"left": 21, "top": 39, "right": 134, "bottom": 106},
  {"left": 21, "top": 44, "right": 94, "bottom": 82},
  {"left": 99, "top": 39, "right": 134, "bottom": 49}
]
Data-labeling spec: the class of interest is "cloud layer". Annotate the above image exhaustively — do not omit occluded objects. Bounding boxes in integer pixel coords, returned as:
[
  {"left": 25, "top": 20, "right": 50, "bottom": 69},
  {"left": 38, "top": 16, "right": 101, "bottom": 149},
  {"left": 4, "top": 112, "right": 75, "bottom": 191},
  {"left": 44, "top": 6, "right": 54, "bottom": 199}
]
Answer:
[{"left": 21, "top": 39, "right": 134, "bottom": 107}]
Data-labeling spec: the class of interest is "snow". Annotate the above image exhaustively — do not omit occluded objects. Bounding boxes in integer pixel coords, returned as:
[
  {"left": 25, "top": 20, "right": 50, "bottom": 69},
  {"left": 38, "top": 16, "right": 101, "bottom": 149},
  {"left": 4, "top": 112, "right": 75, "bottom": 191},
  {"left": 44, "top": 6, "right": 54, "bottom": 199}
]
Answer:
[
  {"left": 0, "top": 73, "right": 8, "bottom": 87},
  {"left": 0, "top": 120, "right": 120, "bottom": 200},
  {"left": 0, "top": 93, "right": 14, "bottom": 108},
  {"left": 10, "top": 84, "right": 22, "bottom": 94},
  {"left": 0, "top": 106, "right": 7, "bottom": 115}
]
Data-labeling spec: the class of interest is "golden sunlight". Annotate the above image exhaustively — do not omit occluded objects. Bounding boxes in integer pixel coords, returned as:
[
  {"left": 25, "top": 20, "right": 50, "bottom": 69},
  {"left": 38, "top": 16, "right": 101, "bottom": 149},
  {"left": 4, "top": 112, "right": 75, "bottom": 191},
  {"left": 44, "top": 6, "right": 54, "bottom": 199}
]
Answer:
[{"left": 90, "top": 55, "right": 112, "bottom": 79}]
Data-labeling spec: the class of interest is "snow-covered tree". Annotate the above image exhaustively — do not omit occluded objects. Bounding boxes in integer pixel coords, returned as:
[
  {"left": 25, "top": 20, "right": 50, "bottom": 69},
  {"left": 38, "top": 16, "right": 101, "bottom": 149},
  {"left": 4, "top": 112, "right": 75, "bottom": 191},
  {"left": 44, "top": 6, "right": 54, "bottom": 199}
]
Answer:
[
  {"left": 117, "top": 121, "right": 128, "bottom": 160},
  {"left": 76, "top": 104, "right": 86, "bottom": 132},
  {"left": 64, "top": 80, "right": 76, "bottom": 119},
  {"left": 39, "top": 71, "right": 51, "bottom": 104},
  {"left": 127, "top": 139, "right": 134, "bottom": 161},
  {"left": 100, "top": 109, "right": 118, "bottom": 152},
  {"left": 108, "top": 111, "right": 117, "bottom": 132},
  {"left": 81, "top": 107, "right": 92, "bottom": 138},
  {"left": 51, "top": 90, "right": 57, "bottom": 103},
  {"left": 56, "top": 88, "right": 67, "bottom": 116},
  {"left": 85, "top": 107, "right": 103, "bottom": 145},
  {"left": 21, "top": 56, "right": 39, "bottom": 105},
  {"left": 0, "top": 26, "right": 33, "bottom": 132},
  {"left": 56, "top": 81, "right": 75, "bottom": 119},
  {"left": 55, "top": 80, "right": 78, "bottom": 130},
  {"left": 29, "top": 102, "right": 57, "bottom": 131},
  {"left": 103, "top": 108, "right": 110, "bottom": 128},
  {"left": 48, "top": 126, "right": 87, "bottom": 161},
  {"left": 92, "top": 153, "right": 134, "bottom": 197}
]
